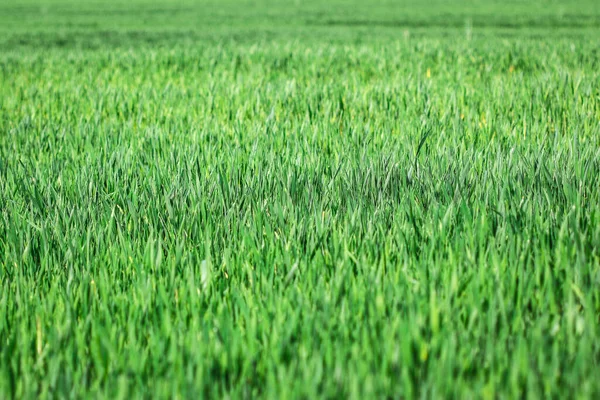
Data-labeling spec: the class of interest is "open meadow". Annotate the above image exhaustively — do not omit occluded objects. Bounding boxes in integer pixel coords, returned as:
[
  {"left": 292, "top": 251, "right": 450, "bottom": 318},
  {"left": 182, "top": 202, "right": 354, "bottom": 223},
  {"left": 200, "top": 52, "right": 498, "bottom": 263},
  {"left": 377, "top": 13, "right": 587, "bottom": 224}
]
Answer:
[{"left": 1, "top": 0, "right": 600, "bottom": 398}]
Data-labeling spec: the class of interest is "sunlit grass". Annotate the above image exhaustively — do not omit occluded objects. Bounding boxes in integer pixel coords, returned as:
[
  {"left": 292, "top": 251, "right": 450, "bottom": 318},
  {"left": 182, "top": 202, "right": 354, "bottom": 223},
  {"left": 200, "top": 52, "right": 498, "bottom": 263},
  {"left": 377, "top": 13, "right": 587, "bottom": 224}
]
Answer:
[{"left": 1, "top": 0, "right": 600, "bottom": 398}]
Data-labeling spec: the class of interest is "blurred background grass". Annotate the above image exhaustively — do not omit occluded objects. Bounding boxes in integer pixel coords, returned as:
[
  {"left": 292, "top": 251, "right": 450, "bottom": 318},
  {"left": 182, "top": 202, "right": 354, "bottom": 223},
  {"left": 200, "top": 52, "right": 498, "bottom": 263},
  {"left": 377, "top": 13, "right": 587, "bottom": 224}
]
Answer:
[{"left": 2, "top": 0, "right": 600, "bottom": 49}]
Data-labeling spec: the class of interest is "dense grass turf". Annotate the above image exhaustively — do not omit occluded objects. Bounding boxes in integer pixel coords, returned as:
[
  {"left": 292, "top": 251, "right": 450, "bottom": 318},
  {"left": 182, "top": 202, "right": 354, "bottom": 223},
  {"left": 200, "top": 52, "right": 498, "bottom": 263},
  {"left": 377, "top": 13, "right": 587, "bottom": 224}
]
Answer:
[{"left": 1, "top": 0, "right": 600, "bottom": 398}]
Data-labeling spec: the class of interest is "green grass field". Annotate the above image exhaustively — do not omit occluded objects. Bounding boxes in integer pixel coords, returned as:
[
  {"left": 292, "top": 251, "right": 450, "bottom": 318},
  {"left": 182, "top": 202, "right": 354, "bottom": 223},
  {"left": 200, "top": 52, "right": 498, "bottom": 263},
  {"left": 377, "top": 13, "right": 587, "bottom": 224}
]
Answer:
[{"left": 1, "top": 0, "right": 600, "bottom": 398}]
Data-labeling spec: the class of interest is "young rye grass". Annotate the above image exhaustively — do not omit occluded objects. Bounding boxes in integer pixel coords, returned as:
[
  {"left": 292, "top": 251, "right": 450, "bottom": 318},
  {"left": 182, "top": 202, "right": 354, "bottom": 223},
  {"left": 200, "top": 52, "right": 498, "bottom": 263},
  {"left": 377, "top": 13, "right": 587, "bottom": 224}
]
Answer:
[{"left": 1, "top": 0, "right": 600, "bottom": 398}]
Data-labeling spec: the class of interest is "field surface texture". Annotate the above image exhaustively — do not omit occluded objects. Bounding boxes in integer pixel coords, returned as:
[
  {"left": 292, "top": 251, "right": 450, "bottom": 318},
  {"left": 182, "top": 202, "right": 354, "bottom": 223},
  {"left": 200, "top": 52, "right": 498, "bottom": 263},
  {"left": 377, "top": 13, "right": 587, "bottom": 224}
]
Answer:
[{"left": 1, "top": 0, "right": 600, "bottom": 398}]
